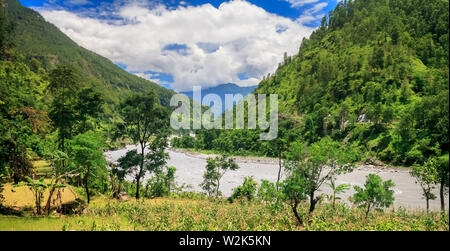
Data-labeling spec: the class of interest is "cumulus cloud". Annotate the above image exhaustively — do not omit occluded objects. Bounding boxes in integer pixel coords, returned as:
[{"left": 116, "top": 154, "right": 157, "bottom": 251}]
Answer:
[{"left": 39, "top": 0, "right": 314, "bottom": 92}]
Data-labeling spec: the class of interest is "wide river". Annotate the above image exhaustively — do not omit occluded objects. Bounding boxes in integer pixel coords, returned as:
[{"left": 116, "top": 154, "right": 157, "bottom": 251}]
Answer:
[{"left": 105, "top": 145, "right": 448, "bottom": 211}]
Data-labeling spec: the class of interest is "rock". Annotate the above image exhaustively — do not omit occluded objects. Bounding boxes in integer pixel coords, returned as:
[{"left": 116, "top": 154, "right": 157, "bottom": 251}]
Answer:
[{"left": 118, "top": 192, "right": 130, "bottom": 202}]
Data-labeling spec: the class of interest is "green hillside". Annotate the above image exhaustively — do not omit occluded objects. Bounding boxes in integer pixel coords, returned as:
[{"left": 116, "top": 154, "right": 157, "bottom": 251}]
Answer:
[
  {"left": 3, "top": 0, "right": 175, "bottom": 107},
  {"left": 175, "top": 0, "right": 449, "bottom": 166},
  {"left": 257, "top": 0, "right": 449, "bottom": 165}
]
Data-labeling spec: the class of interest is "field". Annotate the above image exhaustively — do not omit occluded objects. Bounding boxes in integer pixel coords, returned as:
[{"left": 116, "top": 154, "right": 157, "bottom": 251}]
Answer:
[{"left": 0, "top": 194, "right": 448, "bottom": 231}]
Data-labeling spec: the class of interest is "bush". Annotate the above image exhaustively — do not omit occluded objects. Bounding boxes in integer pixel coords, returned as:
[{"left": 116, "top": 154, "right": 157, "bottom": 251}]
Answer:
[
  {"left": 145, "top": 166, "right": 176, "bottom": 198},
  {"left": 229, "top": 177, "right": 258, "bottom": 202}
]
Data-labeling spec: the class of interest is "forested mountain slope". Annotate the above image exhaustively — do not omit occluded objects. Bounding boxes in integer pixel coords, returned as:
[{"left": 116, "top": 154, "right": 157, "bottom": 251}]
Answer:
[
  {"left": 3, "top": 0, "right": 175, "bottom": 106},
  {"left": 255, "top": 0, "right": 449, "bottom": 165}
]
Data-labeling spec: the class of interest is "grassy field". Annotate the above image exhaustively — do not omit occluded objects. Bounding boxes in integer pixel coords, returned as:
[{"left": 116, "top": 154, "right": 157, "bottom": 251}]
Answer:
[
  {"left": 0, "top": 159, "right": 448, "bottom": 231},
  {"left": 1, "top": 195, "right": 448, "bottom": 231}
]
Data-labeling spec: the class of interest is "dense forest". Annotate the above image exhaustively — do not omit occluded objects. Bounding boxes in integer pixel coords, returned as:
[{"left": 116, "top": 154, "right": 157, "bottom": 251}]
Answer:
[{"left": 174, "top": 0, "right": 449, "bottom": 168}]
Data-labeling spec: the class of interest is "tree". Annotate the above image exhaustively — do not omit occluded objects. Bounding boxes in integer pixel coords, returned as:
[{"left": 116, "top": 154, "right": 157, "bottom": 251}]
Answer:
[
  {"left": 201, "top": 155, "right": 240, "bottom": 197},
  {"left": 326, "top": 178, "right": 351, "bottom": 207},
  {"left": 73, "top": 87, "right": 104, "bottom": 134},
  {"left": 437, "top": 154, "right": 449, "bottom": 212},
  {"left": 47, "top": 65, "right": 81, "bottom": 153},
  {"left": 118, "top": 91, "right": 169, "bottom": 199},
  {"left": 284, "top": 137, "right": 355, "bottom": 214},
  {"left": 352, "top": 174, "right": 395, "bottom": 218},
  {"left": 68, "top": 132, "right": 107, "bottom": 204},
  {"left": 280, "top": 171, "right": 307, "bottom": 225},
  {"left": 411, "top": 157, "right": 439, "bottom": 212}
]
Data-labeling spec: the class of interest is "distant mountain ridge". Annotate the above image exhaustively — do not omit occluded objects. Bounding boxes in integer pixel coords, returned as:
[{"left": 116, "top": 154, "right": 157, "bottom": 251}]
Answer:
[
  {"left": 4, "top": 0, "right": 175, "bottom": 106},
  {"left": 181, "top": 83, "right": 258, "bottom": 113}
]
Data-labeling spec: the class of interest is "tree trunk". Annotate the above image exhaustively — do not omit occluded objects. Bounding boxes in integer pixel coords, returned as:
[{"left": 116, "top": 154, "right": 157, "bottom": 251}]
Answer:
[
  {"left": 45, "top": 185, "right": 57, "bottom": 215},
  {"left": 309, "top": 191, "right": 317, "bottom": 213},
  {"left": 365, "top": 203, "right": 371, "bottom": 219},
  {"left": 136, "top": 143, "right": 145, "bottom": 200},
  {"left": 85, "top": 167, "right": 90, "bottom": 204},
  {"left": 276, "top": 151, "right": 282, "bottom": 191},
  {"left": 426, "top": 197, "right": 429, "bottom": 212},
  {"left": 292, "top": 200, "right": 303, "bottom": 225},
  {"left": 440, "top": 179, "right": 445, "bottom": 213}
]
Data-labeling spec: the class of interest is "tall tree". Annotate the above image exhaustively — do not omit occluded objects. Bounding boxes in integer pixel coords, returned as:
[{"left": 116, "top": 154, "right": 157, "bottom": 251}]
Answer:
[
  {"left": 119, "top": 91, "right": 169, "bottom": 199},
  {"left": 47, "top": 65, "right": 81, "bottom": 153}
]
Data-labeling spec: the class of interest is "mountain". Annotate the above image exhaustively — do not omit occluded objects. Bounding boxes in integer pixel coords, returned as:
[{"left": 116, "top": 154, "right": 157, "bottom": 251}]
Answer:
[
  {"left": 255, "top": 0, "right": 449, "bottom": 165},
  {"left": 181, "top": 83, "right": 257, "bottom": 113},
  {"left": 178, "top": 0, "right": 449, "bottom": 166},
  {"left": 3, "top": 0, "right": 175, "bottom": 107}
]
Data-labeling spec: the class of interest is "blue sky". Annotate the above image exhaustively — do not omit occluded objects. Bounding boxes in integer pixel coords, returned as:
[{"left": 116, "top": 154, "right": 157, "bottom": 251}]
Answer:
[
  {"left": 23, "top": 1, "right": 337, "bottom": 26},
  {"left": 22, "top": 0, "right": 339, "bottom": 91}
]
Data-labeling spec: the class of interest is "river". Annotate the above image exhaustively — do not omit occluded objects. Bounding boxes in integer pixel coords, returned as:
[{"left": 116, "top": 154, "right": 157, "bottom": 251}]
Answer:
[{"left": 105, "top": 145, "right": 448, "bottom": 211}]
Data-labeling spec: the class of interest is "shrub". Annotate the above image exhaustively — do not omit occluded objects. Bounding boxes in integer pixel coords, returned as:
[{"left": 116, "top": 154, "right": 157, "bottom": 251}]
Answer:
[{"left": 229, "top": 176, "right": 258, "bottom": 202}]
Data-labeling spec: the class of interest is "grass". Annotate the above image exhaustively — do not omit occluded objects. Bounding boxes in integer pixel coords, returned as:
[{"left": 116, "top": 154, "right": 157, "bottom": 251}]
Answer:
[
  {"left": 1, "top": 182, "right": 78, "bottom": 209},
  {"left": 32, "top": 160, "right": 52, "bottom": 177},
  {"left": 1, "top": 196, "right": 448, "bottom": 231}
]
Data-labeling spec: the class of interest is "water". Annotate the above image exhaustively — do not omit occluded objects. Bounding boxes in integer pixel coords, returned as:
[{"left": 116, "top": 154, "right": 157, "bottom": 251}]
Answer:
[{"left": 105, "top": 145, "right": 448, "bottom": 211}]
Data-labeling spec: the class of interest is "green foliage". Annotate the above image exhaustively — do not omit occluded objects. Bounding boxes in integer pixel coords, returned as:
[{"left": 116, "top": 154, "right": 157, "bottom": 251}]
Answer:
[
  {"left": 201, "top": 155, "right": 240, "bottom": 197},
  {"left": 176, "top": 0, "right": 449, "bottom": 167},
  {"left": 118, "top": 91, "right": 170, "bottom": 199},
  {"left": 257, "top": 180, "right": 282, "bottom": 205},
  {"left": 326, "top": 178, "right": 351, "bottom": 206},
  {"left": 68, "top": 132, "right": 108, "bottom": 203},
  {"left": 411, "top": 157, "right": 439, "bottom": 210},
  {"left": 3, "top": 0, "right": 175, "bottom": 108},
  {"left": 229, "top": 176, "right": 258, "bottom": 202},
  {"left": 352, "top": 174, "right": 396, "bottom": 218},
  {"left": 145, "top": 166, "right": 176, "bottom": 198}
]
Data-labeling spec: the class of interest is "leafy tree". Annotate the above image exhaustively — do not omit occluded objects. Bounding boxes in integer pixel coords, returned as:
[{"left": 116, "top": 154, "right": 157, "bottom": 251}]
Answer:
[
  {"left": 352, "top": 174, "right": 395, "bottom": 218},
  {"left": 73, "top": 87, "right": 104, "bottom": 134},
  {"left": 68, "top": 132, "right": 107, "bottom": 204},
  {"left": 284, "top": 137, "right": 355, "bottom": 214},
  {"left": 47, "top": 65, "right": 81, "bottom": 153},
  {"left": 118, "top": 91, "right": 169, "bottom": 199},
  {"left": 201, "top": 155, "right": 240, "bottom": 197},
  {"left": 411, "top": 157, "right": 439, "bottom": 212},
  {"left": 280, "top": 171, "right": 307, "bottom": 225}
]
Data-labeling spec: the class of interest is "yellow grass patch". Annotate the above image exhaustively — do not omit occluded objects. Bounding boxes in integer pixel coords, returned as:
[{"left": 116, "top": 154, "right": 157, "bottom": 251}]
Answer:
[{"left": 1, "top": 182, "right": 78, "bottom": 209}]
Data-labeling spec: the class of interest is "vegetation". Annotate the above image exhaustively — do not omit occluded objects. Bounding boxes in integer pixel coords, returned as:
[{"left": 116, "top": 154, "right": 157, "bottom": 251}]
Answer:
[
  {"left": 173, "top": 0, "right": 449, "bottom": 171},
  {"left": 352, "top": 174, "right": 396, "bottom": 218},
  {"left": 0, "top": 196, "right": 447, "bottom": 231},
  {"left": 201, "top": 155, "right": 240, "bottom": 197},
  {"left": 0, "top": 0, "right": 448, "bottom": 232}
]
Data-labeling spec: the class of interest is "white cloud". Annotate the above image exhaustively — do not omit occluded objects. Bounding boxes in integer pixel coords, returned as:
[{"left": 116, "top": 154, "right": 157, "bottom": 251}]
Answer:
[
  {"left": 296, "top": 2, "right": 328, "bottom": 25},
  {"left": 39, "top": 0, "right": 314, "bottom": 92},
  {"left": 284, "top": 0, "right": 320, "bottom": 8}
]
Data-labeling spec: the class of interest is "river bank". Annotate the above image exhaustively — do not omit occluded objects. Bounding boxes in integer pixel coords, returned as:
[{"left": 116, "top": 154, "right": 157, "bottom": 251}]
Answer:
[{"left": 105, "top": 146, "right": 448, "bottom": 211}]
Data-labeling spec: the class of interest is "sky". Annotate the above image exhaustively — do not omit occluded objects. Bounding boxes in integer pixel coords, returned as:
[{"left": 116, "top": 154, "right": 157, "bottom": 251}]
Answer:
[{"left": 22, "top": 0, "right": 340, "bottom": 92}]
